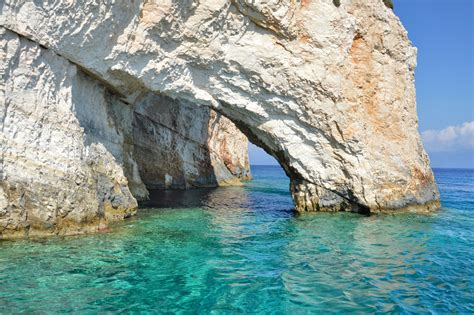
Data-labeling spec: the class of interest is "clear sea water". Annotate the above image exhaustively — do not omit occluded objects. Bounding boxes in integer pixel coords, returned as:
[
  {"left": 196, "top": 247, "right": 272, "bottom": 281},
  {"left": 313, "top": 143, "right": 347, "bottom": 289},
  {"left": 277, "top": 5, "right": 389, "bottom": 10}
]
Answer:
[{"left": 0, "top": 166, "right": 473, "bottom": 313}]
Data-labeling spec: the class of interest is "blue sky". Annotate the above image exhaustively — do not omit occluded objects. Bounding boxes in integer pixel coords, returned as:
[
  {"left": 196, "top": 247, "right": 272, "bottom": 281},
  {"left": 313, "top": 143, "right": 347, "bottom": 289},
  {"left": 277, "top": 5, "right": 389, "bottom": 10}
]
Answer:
[{"left": 249, "top": 0, "right": 474, "bottom": 168}]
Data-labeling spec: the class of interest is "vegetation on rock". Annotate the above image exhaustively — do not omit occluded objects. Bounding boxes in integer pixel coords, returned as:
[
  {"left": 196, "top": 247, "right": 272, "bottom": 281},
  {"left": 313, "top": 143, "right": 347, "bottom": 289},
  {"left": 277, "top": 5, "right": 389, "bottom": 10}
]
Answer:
[{"left": 383, "top": 0, "right": 394, "bottom": 9}]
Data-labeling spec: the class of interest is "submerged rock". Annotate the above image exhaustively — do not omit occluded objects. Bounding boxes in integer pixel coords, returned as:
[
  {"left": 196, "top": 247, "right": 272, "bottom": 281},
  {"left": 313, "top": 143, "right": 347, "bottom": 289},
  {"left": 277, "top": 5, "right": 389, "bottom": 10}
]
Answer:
[{"left": 0, "top": 0, "right": 439, "bottom": 238}]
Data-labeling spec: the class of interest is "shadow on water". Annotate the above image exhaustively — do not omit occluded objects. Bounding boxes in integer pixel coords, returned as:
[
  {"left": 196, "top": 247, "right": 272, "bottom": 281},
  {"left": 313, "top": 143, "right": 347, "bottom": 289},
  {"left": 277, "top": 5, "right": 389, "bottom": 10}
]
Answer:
[
  {"left": 140, "top": 188, "right": 219, "bottom": 209},
  {"left": 139, "top": 186, "right": 295, "bottom": 217}
]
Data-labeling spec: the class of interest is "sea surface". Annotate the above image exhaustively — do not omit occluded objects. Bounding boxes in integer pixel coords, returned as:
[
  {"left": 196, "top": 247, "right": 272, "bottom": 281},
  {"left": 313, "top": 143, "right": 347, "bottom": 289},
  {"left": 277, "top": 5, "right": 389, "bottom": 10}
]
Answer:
[{"left": 0, "top": 166, "right": 473, "bottom": 313}]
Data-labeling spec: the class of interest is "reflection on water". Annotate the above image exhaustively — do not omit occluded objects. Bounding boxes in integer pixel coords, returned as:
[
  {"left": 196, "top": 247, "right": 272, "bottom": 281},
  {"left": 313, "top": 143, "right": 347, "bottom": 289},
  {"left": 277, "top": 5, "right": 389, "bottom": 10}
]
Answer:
[
  {"left": 143, "top": 186, "right": 255, "bottom": 211},
  {"left": 142, "top": 188, "right": 218, "bottom": 209},
  {"left": 0, "top": 166, "right": 472, "bottom": 313}
]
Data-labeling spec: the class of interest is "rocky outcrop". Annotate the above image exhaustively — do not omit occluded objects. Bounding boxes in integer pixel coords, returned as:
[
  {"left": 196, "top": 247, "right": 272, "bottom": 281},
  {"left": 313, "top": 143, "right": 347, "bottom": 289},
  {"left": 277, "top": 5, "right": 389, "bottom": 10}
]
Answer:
[
  {"left": 208, "top": 110, "right": 252, "bottom": 185},
  {"left": 0, "top": 28, "right": 137, "bottom": 238},
  {"left": 0, "top": 27, "right": 250, "bottom": 238},
  {"left": 131, "top": 92, "right": 250, "bottom": 191},
  {"left": 1, "top": 0, "right": 440, "bottom": 237}
]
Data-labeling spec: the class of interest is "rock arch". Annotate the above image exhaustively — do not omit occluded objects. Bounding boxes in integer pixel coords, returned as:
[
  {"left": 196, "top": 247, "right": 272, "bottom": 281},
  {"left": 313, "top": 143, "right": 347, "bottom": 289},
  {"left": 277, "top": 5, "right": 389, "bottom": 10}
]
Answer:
[{"left": 0, "top": 0, "right": 439, "bottom": 238}]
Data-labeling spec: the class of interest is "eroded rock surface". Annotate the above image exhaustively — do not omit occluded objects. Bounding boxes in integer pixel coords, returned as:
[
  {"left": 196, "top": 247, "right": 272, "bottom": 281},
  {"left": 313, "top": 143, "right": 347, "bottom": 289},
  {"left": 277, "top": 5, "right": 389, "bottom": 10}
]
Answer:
[
  {"left": 132, "top": 92, "right": 250, "bottom": 190},
  {"left": 0, "top": 28, "right": 137, "bottom": 238},
  {"left": 0, "top": 27, "right": 250, "bottom": 238},
  {"left": 1, "top": 0, "right": 440, "bottom": 237}
]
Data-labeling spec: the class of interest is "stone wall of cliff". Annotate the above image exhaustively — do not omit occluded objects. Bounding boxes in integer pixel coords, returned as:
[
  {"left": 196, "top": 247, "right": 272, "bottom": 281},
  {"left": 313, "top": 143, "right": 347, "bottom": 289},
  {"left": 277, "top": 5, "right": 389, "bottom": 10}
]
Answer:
[
  {"left": 1, "top": 0, "right": 440, "bottom": 239},
  {"left": 0, "top": 27, "right": 250, "bottom": 239},
  {"left": 131, "top": 92, "right": 250, "bottom": 191}
]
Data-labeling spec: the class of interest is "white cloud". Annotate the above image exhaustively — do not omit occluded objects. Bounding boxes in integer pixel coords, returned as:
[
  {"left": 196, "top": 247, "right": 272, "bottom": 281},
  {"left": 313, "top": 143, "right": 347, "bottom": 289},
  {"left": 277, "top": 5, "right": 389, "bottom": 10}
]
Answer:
[{"left": 421, "top": 121, "right": 474, "bottom": 152}]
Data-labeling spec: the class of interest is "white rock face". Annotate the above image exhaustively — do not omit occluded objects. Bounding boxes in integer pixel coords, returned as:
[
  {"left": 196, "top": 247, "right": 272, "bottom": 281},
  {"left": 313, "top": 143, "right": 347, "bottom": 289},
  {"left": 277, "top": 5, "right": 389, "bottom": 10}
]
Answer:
[
  {"left": 0, "top": 28, "right": 137, "bottom": 238},
  {"left": 0, "top": 27, "right": 250, "bottom": 238},
  {"left": 1, "top": 0, "right": 439, "bottom": 233}
]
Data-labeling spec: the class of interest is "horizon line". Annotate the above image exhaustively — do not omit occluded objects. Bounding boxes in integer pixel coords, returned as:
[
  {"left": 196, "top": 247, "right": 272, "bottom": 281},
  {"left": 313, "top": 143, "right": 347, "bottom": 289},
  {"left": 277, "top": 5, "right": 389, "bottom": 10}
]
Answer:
[{"left": 249, "top": 164, "right": 474, "bottom": 170}]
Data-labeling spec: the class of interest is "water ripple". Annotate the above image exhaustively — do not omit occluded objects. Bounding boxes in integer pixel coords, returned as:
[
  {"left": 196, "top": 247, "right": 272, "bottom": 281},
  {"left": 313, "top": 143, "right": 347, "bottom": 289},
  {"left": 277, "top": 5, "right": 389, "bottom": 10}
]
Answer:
[{"left": 0, "top": 167, "right": 473, "bottom": 313}]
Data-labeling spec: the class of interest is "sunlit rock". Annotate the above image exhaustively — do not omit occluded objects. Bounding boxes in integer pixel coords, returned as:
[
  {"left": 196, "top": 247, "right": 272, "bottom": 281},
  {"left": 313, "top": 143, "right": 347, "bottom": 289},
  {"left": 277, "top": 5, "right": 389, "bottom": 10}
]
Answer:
[
  {"left": 0, "top": 27, "right": 249, "bottom": 238},
  {"left": 0, "top": 0, "right": 440, "bottom": 238}
]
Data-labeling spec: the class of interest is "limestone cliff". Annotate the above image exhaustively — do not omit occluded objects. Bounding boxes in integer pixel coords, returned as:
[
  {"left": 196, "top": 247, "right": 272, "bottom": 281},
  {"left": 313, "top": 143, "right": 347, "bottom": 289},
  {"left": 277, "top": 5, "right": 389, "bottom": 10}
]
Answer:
[
  {"left": 208, "top": 110, "right": 252, "bottom": 186},
  {"left": 0, "top": 0, "right": 440, "bottom": 238},
  {"left": 130, "top": 92, "right": 250, "bottom": 191},
  {"left": 0, "top": 28, "right": 250, "bottom": 238}
]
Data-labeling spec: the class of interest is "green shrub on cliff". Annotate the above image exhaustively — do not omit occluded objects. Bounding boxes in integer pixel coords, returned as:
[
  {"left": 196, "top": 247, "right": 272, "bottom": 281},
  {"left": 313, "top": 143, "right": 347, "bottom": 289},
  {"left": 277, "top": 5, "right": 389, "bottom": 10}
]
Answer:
[
  {"left": 333, "top": 0, "right": 393, "bottom": 10},
  {"left": 383, "top": 0, "right": 394, "bottom": 9}
]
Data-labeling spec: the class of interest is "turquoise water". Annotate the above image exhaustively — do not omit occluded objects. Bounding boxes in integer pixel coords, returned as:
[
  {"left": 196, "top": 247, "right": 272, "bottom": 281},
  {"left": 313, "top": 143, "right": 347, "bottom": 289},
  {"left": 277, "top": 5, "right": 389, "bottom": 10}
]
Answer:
[{"left": 0, "top": 166, "right": 473, "bottom": 313}]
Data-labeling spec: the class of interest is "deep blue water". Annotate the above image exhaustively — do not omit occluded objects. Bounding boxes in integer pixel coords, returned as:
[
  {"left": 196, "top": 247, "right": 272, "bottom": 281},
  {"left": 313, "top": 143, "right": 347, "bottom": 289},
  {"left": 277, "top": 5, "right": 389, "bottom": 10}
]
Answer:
[{"left": 0, "top": 166, "right": 473, "bottom": 313}]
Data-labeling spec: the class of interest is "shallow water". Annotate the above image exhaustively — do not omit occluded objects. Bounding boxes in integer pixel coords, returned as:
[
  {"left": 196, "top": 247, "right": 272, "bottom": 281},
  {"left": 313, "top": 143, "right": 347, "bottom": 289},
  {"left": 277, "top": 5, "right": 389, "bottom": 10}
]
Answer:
[{"left": 0, "top": 166, "right": 473, "bottom": 313}]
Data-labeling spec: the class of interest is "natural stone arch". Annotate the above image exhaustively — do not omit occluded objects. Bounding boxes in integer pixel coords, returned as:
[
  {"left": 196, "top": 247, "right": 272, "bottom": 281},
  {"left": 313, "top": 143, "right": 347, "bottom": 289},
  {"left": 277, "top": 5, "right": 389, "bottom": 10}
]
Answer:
[
  {"left": 0, "top": 0, "right": 439, "bottom": 220},
  {"left": 1, "top": 28, "right": 252, "bottom": 238}
]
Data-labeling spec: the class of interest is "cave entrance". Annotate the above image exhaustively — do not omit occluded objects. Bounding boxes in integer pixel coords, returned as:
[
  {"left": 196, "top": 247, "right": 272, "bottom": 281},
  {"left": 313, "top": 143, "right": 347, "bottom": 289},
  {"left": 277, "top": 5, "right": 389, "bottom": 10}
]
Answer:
[
  {"left": 246, "top": 142, "right": 291, "bottom": 193},
  {"left": 247, "top": 143, "right": 279, "bottom": 167},
  {"left": 137, "top": 110, "right": 292, "bottom": 210},
  {"left": 141, "top": 138, "right": 293, "bottom": 212}
]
